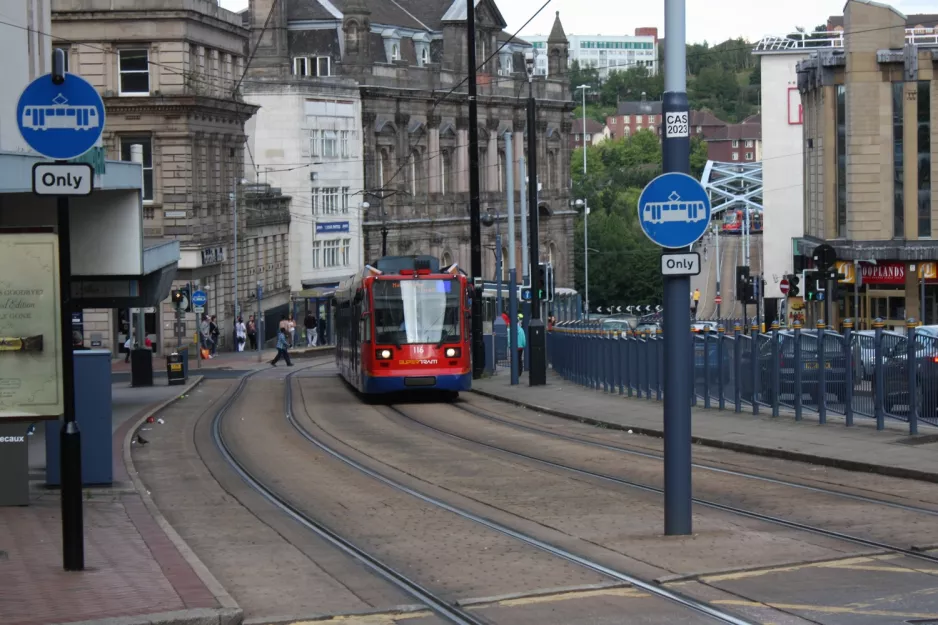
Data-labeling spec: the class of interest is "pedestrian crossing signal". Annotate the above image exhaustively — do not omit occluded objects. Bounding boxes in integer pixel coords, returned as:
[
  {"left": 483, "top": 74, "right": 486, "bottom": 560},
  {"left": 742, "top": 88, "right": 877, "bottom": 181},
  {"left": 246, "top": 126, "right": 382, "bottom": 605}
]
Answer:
[
  {"left": 788, "top": 274, "right": 800, "bottom": 297},
  {"left": 171, "top": 288, "right": 191, "bottom": 312}
]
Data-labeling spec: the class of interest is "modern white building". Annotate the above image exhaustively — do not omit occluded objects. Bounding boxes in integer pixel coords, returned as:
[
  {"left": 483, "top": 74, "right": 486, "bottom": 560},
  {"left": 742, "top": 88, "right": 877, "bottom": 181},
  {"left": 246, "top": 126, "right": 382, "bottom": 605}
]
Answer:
[
  {"left": 525, "top": 30, "right": 658, "bottom": 78},
  {"left": 752, "top": 33, "right": 821, "bottom": 301},
  {"left": 244, "top": 79, "right": 365, "bottom": 294}
]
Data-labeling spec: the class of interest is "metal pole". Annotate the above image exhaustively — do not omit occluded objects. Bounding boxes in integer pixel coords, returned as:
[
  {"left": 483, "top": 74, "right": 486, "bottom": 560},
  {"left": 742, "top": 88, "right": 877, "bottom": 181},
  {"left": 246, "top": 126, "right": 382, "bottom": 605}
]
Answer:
[
  {"left": 662, "top": 0, "right": 692, "bottom": 536},
  {"left": 519, "top": 154, "right": 529, "bottom": 285},
  {"left": 506, "top": 132, "right": 519, "bottom": 385},
  {"left": 466, "top": 0, "right": 484, "bottom": 379},
  {"left": 584, "top": 201, "right": 589, "bottom": 320},
  {"left": 233, "top": 179, "right": 239, "bottom": 323},
  {"left": 130, "top": 144, "right": 145, "bottom": 350},
  {"left": 715, "top": 224, "right": 721, "bottom": 315},
  {"left": 495, "top": 230, "right": 503, "bottom": 316},
  {"left": 57, "top": 193, "right": 84, "bottom": 570},
  {"left": 922, "top": 269, "right": 926, "bottom": 324},
  {"left": 256, "top": 283, "right": 263, "bottom": 362},
  {"left": 527, "top": 70, "right": 546, "bottom": 386},
  {"left": 854, "top": 260, "right": 860, "bottom": 329}
]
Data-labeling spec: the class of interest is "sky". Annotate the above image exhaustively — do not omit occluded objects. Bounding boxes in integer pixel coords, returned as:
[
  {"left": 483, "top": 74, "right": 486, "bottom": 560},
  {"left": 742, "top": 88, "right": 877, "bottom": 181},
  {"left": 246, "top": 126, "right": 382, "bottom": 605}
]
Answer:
[{"left": 218, "top": 0, "right": 933, "bottom": 44}]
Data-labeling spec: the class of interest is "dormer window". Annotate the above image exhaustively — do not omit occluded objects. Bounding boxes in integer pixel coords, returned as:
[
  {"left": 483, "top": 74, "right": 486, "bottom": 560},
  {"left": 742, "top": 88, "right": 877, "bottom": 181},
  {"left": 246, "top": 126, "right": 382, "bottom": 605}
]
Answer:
[
  {"left": 413, "top": 33, "right": 430, "bottom": 67},
  {"left": 381, "top": 29, "right": 402, "bottom": 64},
  {"left": 391, "top": 44, "right": 400, "bottom": 61},
  {"left": 421, "top": 48, "right": 429, "bottom": 65}
]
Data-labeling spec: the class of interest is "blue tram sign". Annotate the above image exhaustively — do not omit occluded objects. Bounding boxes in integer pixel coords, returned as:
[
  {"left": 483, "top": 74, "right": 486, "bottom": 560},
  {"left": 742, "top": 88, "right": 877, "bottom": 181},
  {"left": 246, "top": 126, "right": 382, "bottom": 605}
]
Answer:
[
  {"left": 637, "top": 172, "right": 711, "bottom": 249},
  {"left": 16, "top": 73, "right": 105, "bottom": 161}
]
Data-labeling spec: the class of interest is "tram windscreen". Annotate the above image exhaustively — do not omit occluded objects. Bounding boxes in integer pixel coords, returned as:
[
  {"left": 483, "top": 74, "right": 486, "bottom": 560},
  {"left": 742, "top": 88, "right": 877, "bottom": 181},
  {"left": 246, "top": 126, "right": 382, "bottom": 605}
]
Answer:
[{"left": 373, "top": 279, "right": 461, "bottom": 345}]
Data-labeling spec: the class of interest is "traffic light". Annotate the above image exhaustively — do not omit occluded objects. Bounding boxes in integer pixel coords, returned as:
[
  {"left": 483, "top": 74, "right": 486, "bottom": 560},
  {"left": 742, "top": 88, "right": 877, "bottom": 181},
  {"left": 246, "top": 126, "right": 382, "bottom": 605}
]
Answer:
[
  {"left": 788, "top": 273, "right": 800, "bottom": 297},
  {"left": 546, "top": 263, "right": 554, "bottom": 302},
  {"left": 171, "top": 287, "right": 191, "bottom": 312},
  {"left": 736, "top": 266, "right": 750, "bottom": 302},
  {"left": 804, "top": 271, "right": 823, "bottom": 301},
  {"left": 537, "top": 263, "right": 548, "bottom": 301}
]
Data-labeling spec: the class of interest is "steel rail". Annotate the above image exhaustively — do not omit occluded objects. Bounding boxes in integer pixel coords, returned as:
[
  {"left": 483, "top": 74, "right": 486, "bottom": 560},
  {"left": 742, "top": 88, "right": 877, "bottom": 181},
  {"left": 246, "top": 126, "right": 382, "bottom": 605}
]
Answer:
[
  {"left": 211, "top": 363, "right": 487, "bottom": 625},
  {"left": 387, "top": 404, "right": 938, "bottom": 568},
  {"left": 287, "top": 372, "right": 755, "bottom": 625},
  {"left": 452, "top": 402, "right": 938, "bottom": 517}
]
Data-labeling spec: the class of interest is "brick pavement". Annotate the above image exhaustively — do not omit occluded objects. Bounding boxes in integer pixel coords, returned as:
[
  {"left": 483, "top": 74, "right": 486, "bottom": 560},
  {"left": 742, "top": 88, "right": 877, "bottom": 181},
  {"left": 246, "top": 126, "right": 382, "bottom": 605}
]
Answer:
[
  {"left": 0, "top": 377, "right": 239, "bottom": 625},
  {"left": 472, "top": 370, "right": 938, "bottom": 483},
  {"left": 110, "top": 345, "right": 332, "bottom": 374}
]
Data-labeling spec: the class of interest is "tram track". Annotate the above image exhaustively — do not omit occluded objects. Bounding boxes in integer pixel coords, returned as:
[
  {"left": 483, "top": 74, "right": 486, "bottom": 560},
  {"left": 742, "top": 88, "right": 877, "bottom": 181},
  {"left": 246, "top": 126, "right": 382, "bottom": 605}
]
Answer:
[
  {"left": 452, "top": 400, "right": 938, "bottom": 518},
  {"left": 286, "top": 370, "right": 757, "bottom": 625},
  {"left": 382, "top": 400, "right": 938, "bottom": 570},
  {"left": 211, "top": 362, "right": 487, "bottom": 625}
]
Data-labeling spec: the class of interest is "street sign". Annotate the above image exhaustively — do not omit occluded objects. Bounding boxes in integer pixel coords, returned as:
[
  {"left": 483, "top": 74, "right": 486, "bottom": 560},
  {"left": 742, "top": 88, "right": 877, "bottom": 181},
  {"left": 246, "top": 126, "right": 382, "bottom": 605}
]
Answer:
[
  {"left": 660, "top": 252, "right": 700, "bottom": 276},
  {"left": 637, "top": 173, "right": 712, "bottom": 249},
  {"left": 32, "top": 163, "right": 93, "bottom": 196},
  {"left": 191, "top": 290, "right": 207, "bottom": 309},
  {"left": 16, "top": 72, "right": 106, "bottom": 161},
  {"left": 779, "top": 278, "right": 790, "bottom": 295},
  {"left": 714, "top": 295, "right": 722, "bottom": 304},
  {"left": 664, "top": 111, "right": 689, "bottom": 138},
  {"left": 521, "top": 288, "right": 532, "bottom": 301}
]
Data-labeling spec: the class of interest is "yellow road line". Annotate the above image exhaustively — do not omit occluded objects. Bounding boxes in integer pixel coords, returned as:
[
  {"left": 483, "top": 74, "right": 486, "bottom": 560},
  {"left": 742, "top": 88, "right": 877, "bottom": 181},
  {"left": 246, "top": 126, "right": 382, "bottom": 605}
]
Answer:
[
  {"left": 701, "top": 553, "right": 938, "bottom": 582},
  {"left": 713, "top": 599, "right": 938, "bottom": 619},
  {"left": 479, "top": 586, "right": 648, "bottom": 608}
]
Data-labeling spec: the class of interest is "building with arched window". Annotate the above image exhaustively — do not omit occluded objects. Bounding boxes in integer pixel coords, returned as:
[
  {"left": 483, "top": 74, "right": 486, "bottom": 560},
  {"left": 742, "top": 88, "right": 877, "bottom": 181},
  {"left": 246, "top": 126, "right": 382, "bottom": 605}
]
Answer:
[{"left": 244, "top": 0, "right": 577, "bottom": 289}]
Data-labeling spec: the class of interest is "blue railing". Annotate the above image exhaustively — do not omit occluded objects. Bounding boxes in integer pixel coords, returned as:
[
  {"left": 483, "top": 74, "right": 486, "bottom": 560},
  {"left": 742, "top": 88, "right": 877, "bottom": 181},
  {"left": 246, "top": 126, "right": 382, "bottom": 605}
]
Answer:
[{"left": 545, "top": 319, "right": 938, "bottom": 436}]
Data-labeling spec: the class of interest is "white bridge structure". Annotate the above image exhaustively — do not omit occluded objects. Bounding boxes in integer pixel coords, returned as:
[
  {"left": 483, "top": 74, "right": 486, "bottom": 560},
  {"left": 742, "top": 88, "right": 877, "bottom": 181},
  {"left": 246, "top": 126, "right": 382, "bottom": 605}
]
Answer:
[{"left": 692, "top": 159, "right": 763, "bottom": 270}]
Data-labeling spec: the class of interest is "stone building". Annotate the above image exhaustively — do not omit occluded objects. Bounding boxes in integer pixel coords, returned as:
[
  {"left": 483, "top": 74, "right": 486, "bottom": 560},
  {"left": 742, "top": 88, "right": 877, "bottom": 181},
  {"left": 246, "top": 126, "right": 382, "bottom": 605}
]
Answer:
[
  {"left": 51, "top": 0, "right": 280, "bottom": 354},
  {"left": 245, "top": 0, "right": 576, "bottom": 287},
  {"left": 796, "top": 0, "right": 937, "bottom": 328}
]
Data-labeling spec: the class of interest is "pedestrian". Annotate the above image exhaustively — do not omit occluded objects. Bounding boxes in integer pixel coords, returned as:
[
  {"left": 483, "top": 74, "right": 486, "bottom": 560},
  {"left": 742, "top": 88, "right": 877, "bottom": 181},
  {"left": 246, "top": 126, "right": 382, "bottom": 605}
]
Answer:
[
  {"left": 199, "top": 314, "right": 212, "bottom": 359},
  {"left": 318, "top": 315, "right": 327, "bottom": 345},
  {"left": 286, "top": 313, "right": 296, "bottom": 347},
  {"left": 235, "top": 316, "right": 246, "bottom": 352},
  {"left": 515, "top": 315, "right": 526, "bottom": 372},
  {"left": 123, "top": 334, "right": 133, "bottom": 362},
  {"left": 278, "top": 314, "right": 289, "bottom": 342},
  {"left": 270, "top": 327, "right": 294, "bottom": 367},
  {"left": 209, "top": 315, "right": 219, "bottom": 356},
  {"left": 247, "top": 315, "right": 257, "bottom": 350},
  {"left": 692, "top": 288, "right": 700, "bottom": 318},
  {"left": 305, "top": 310, "right": 318, "bottom": 347}
]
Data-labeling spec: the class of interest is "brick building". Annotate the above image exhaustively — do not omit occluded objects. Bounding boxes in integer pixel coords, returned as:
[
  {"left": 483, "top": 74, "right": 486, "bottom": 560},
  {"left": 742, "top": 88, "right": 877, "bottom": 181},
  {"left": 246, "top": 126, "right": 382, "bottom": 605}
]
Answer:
[{"left": 569, "top": 118, "right": 605, "bottom": 150}]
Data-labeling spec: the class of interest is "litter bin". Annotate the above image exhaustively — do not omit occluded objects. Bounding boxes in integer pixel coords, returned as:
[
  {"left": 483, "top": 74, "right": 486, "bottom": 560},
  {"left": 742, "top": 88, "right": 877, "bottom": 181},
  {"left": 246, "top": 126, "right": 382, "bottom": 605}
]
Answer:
[
  {"left": 0, "top": 421, "right": 31, "bottom": 506},
  {"left": 45, "top": 350, "right": 112, "bottom": 486},
  {"left": 166, "top": 350, "right": 187, "bottom": 386},
  {"left": 130, "top": 347, "right": 153, "bottom": 387}
]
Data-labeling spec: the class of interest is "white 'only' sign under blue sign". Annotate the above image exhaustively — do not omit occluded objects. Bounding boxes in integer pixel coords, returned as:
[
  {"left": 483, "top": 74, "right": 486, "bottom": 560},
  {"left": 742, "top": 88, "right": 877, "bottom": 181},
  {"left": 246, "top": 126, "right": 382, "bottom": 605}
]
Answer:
[
  {"left": 637, "top": 172, "right": 711, "bottom": 250},
  {"left": 16, "top": 73, "right": 106, "bottom": 161}
]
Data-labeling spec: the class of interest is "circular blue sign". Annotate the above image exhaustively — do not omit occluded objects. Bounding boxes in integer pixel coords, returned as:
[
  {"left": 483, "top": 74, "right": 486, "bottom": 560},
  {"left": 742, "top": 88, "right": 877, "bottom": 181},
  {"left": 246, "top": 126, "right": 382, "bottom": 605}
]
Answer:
[
  {"left": 16, "top": 73, "right": 106, "bottom": 161},
  {"left": 637, "top": 172, "right": 712, "bottom": 250},
  {"left": 191, "top": 290, "right": 208, "bottom": 307}
]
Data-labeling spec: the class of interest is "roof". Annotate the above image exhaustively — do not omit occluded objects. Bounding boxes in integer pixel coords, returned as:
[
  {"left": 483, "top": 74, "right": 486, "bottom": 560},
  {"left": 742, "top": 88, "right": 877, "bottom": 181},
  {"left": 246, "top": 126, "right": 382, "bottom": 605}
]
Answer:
[
  {"left": 706, "top": 122, "right": 762, "bottom": 142},
  {"left": 440, "top": 0, "right": 507, "bottom": 29},
  {"left": 690, "top": 110, "right": 726, "bottom": 127},
  {"left": 571, "top": 118, "right": 604, "bottom": 134},
  {"left": 827, "top": 11, "right": 938, "bottom": 28},
  {"left": 616, "top": 100, "right": 662, "bottom": 115},
  {"left": 547, "top": 11, "right": 567, "bottom": 44},
  {"left": 742, "top": 113, "right": 761, "bottom": 124}
]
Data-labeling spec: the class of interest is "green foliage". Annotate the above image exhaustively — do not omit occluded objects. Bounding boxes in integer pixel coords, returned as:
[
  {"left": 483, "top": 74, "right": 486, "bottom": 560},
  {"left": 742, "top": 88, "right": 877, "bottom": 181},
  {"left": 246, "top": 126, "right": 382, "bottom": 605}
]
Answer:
[
  {"left": 690, "top": 135, "right": 708, "bottom": 180},
  {"left": 573, "top": 104, "right": 616, "bottom": 125}
]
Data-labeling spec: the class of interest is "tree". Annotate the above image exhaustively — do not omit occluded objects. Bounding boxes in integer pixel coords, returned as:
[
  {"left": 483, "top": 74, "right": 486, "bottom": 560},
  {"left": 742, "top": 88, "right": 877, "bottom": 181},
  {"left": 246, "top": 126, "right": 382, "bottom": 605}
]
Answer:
[{"left": 690, "top": 135, "right": 708, "bottom": 180}]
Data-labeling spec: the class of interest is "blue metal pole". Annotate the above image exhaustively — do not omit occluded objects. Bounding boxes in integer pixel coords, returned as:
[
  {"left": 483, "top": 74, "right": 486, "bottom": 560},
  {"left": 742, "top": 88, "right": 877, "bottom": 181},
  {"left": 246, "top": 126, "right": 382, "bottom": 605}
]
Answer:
[{"left": 661, "top": 0, "right": 692, "bottom": 537}]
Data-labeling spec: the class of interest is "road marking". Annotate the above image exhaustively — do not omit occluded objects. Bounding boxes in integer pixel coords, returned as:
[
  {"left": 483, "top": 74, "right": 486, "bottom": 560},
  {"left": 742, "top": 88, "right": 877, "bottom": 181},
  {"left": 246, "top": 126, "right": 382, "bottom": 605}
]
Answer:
[
  {"left": 482, "top": 587, "right": 648, "bottom": 608},
  {"left": 712, "top": 599, "right": 938, "bottom": 619},
  {"left": 699, "top": 554, "right": 938, "bottom": 582},
  {"left": 289, "top": 612, "right": 429, "bottom": 624}
]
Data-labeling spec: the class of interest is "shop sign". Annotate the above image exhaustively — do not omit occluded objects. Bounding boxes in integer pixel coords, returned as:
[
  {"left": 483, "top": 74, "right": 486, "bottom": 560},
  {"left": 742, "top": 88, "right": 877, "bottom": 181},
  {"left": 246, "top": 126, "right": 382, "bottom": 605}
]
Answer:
[
  {"left": 861, "top": 262, "right": 906, "bottom": 285},
  {"left": 201, "top": 247, "right": 226, "bottom": 266},
  {"left": 316, "top": 221, "right": 350, "bottom": 234},
  {"left": 835, "top": 261, "right": 855, "bottom": 284},
  {"left": 918, "top": 262, "right": 937, "bottom": 280}
]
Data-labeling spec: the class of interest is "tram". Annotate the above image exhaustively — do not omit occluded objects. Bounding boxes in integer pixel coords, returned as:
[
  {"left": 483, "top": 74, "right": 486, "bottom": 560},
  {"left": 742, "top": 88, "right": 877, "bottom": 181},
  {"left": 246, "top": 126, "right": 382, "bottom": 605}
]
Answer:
[
  {"left": 721, "top": 209, "right": 763, "bottom": 234},
  {"left": 334, "top": 255, "right": 472, "bottom": 397}
]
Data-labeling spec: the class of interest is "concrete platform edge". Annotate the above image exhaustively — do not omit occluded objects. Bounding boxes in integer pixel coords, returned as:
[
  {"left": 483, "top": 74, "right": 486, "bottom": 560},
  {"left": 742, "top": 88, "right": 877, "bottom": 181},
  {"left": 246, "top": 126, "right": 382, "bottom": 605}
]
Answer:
[
  {"left": 470, "top": 387, "right": 938, "bottom": 484},
  {"left": 51, "top": 607, "right": 242, "bottom": 625},
  {"left": 121, "top": 375, "right": 244, "bottom": 620}
]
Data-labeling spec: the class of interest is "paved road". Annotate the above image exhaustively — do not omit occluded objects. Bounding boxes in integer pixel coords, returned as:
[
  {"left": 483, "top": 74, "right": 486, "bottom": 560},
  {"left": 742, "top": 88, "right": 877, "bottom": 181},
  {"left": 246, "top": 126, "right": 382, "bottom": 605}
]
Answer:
[{"left": 693, "top": 232, "right": 764, "bottom": 321}]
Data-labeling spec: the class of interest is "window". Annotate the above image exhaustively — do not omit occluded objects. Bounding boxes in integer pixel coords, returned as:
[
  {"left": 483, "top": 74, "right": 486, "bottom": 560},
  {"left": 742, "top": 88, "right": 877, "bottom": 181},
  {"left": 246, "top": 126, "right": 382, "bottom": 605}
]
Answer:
[
  {"left": 421, "top": 48, "right": 430, "bottom": 65},
  {"left": 732, "top": 152, "right": 739, "bottom": 161},
  {"left": 893, "top": 82, "right": 904, "bottom": 238},
  {"left": 918, "top": 80, "right": 931, "bottom": 238},
  {"left": 745, "top": 140, "right": 754, "bottom": 148},
  {"left": 310, "top": 130, "right": 320, "bottom": 157},
  {"left": 120, "top": 137, "right": 153, "bottom": 201},
  {"left": 311, "top": 241, "right": 321, "bottom": 269},
  {"left": 322, "top": 131, "right": 337, "bottom": 158},
  {"left": 323, "top": 239, "right": 340, "bottom": 267},
  {"left": 311, "top": 187, "right": 320, "bottom": 215},
  {"left": 340, "top": 131, "right": 349, "bottom": 158},
  {"left": 293, "top": 57, "right": 308, "bottom": 76},
  {"left": 836, "top": 85, "right": 847, "bottom": 238},
  {"left": 745, "top": 152, "right": 753, "bottom": 161},
  {"left": 441, "top": 150, "right": 449, "bottom": 196},
  {"left": 54, "top": 47, "right": 69, "bottom": 72},
  {"left": 635, "top": 115, "right": 643, "bottom": 124},
  {"left": 696, "top": 126, "right": 702, "bottom": 133},
  {"left": 340, "top": 238, "right": 351, "bottom": 266},
  {"left": 293, "top": 56, "right": 331, "bottom": 76},
  {"left": 322, "top": 187, "right": 339, "bottom": 214},
  {"left": 623, "top": 115, "right": 630, "bottom": 123},
  {"left": 611, "top": 118, "right": 616, "bottom": 125},
  {"left": 732, "top": 139, "right": 739, "bottom": 148},
  {"left": 342, "top": 187, "right": 350, "bottom": 213},
  {"left": 118, "top": 49, "right": 150, "bottom": 95},
  {"left": 391, "top": 44, "right": 400, "bottom": 61}
]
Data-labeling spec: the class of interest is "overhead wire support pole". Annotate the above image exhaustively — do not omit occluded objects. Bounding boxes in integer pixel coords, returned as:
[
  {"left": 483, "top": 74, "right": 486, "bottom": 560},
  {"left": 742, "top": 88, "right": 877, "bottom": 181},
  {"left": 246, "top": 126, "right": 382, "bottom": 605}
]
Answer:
[
  {"left": 525, "top": 52, "right": 546, "bottom": 386},
  {"left": 662, "top": 0, "right": 693, "bottom": 536},
  {"left": 577, "top": 84, "right": 590, "bottom": 320},
  {"left": 505, "top": 131, "right": 520, "bottom": 385},
  {"left": 466, "top": 0, "right": 484, "bottom": 380}
]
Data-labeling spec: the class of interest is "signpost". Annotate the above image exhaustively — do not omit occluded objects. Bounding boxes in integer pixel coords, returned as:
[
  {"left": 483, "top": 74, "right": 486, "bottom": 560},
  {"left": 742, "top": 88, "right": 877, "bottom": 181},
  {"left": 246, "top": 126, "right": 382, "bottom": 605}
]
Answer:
[
  {"left": 779, "top": 278, "right": 790, "bottom": 296},
  {"left": 15, "top": 51, "right": 106, "bottom": 571},
  {"left": 639, "top": 20, "right": 711, "bottom": 535},
  {"left": 714, "top": 295, "right": 722, "bottom": 305},
  {"left": 191, "top": 290, "right": 207, "bottom": 315}
]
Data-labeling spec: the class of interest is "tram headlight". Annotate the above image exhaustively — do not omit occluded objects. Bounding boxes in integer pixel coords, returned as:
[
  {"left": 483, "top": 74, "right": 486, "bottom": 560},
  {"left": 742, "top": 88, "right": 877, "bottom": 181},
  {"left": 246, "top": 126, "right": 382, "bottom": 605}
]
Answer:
[
  {"left": 445, "top": 347, "right": 460, "bottom": 358},
  {"left": 376, "top": 349, "right": 393, "bottom": 360}
]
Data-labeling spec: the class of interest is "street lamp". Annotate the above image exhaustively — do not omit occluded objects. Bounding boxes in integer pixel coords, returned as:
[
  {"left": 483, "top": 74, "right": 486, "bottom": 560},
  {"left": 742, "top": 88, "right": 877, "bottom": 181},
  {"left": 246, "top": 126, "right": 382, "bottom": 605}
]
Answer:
[{"left": 575, "top": 198, "right": 590, "bottom": 319}]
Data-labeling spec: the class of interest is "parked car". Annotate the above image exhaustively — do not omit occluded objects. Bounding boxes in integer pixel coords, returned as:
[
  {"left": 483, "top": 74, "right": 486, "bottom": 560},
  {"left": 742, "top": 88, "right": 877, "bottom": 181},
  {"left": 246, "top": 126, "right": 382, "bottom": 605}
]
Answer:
[
  {"left": 738, "top": 330, "right": 847, "bottom": 405},
  {"left": 882, "top": 326, "right": 938, "bottom": 417},
  {"left": 691, "top": 321, "right": 719, "bottom": 333},
  {"left": 600, "top": 318, "right": 634, "bottom": 335},
  {"left": 853, "top": 329, "right": 906, "bottom": 380}
]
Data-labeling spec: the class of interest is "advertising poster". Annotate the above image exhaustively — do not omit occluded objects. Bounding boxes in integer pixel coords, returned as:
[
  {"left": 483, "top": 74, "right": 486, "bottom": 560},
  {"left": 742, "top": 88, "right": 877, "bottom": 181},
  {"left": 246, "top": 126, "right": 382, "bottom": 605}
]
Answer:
[{"left": 0, "top": 233, "right": 63, "bottom": 419}]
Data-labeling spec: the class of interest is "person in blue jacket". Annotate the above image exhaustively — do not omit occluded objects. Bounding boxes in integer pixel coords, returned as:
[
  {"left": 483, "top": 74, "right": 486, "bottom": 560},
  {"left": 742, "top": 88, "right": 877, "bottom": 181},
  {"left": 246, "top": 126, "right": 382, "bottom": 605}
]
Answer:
[{"left": 515, "top": 313, "right": 527, "bottom": 372}]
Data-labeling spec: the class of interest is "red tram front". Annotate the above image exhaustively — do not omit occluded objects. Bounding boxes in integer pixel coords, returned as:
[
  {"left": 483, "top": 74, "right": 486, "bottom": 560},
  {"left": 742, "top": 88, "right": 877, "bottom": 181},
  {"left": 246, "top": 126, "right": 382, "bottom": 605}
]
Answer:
[{"left": 334, "top": 257, "right": 472, "bottom": 396}]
